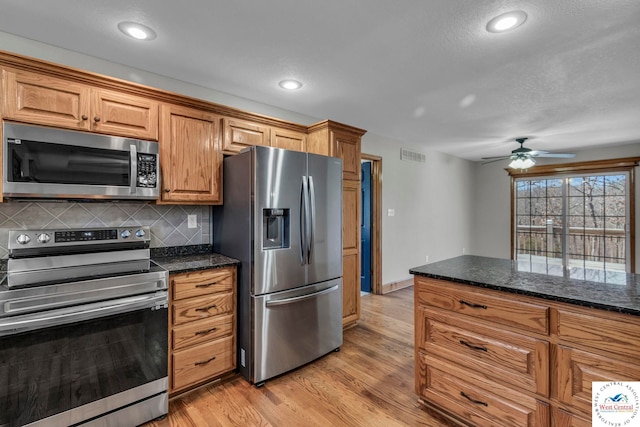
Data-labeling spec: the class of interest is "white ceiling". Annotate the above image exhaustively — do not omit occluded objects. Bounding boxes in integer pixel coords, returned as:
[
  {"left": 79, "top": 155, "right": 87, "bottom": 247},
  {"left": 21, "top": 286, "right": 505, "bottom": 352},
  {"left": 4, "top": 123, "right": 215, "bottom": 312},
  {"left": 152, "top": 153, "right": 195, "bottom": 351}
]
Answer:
[{"left": 1, "top": 0, "right": 639, "bottom": 161}]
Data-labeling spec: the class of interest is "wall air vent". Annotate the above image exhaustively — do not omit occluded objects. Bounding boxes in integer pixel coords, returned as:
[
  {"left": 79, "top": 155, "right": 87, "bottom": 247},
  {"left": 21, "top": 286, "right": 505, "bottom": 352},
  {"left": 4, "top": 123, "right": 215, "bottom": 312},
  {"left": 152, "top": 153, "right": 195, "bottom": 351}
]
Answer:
[{"left": 400, "top": 148, "right": 426, "bottom": 163}]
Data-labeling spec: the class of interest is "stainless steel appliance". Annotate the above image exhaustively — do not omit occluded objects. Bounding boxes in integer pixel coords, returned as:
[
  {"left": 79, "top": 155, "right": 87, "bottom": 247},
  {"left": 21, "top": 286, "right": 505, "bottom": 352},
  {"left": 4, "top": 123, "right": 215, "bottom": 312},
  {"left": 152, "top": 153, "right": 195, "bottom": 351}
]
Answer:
[
  {"left": 214, "top": 146, "right": 343, "bottom": 385},
  {"left": 2, "top": 122, "right": 159, "bottom": 200},
  {"left": 0, "top": 226, "right": 168, "bottom": 427}
]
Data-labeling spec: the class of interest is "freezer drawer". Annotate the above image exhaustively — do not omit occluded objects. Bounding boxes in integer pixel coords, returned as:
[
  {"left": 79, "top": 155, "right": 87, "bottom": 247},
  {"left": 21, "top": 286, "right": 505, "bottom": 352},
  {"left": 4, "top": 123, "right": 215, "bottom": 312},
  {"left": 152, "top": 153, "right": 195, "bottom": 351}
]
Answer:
[{"left": 251, "top": 279, "right": 343, "bottom": 383}]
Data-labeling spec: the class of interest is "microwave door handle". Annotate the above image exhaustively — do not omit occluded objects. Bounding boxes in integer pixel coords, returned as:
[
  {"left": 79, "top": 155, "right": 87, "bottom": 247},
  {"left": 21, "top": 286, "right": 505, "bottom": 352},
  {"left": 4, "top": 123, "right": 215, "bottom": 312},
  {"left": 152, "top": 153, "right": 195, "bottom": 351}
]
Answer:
[{"left": 129, "top": 144, "right": 137, "bottom": 194}]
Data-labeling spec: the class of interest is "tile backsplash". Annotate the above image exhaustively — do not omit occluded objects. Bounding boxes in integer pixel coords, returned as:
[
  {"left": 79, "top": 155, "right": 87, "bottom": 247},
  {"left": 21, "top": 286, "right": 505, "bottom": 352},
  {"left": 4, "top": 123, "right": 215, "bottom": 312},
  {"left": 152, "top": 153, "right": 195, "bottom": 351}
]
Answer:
[{"left": 0, "top": 201, "right": 210, "bottom": 258}]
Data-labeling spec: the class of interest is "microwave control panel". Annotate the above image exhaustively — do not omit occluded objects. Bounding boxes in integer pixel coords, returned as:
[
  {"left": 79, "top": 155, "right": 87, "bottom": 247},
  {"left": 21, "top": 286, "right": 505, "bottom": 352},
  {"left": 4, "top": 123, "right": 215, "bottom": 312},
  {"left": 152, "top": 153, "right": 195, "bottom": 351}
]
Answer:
[{"left": 137, "top": 153, "right": 157, "bottom": 188}]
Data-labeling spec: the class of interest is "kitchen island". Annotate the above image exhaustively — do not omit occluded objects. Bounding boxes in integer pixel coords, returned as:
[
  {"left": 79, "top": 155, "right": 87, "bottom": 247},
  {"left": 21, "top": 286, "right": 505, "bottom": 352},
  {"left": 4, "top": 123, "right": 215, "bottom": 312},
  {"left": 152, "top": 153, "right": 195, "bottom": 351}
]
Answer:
[{"left": 410, "top": 255, "right": 640, "bottom": 427}]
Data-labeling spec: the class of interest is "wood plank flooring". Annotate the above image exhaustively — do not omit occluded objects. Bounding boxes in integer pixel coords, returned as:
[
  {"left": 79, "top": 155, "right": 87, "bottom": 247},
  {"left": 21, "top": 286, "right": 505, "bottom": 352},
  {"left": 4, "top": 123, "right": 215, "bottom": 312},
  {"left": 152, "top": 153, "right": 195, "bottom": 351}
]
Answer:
[{"left": 145, "top": 287, "right": 453, "bottom": 427}]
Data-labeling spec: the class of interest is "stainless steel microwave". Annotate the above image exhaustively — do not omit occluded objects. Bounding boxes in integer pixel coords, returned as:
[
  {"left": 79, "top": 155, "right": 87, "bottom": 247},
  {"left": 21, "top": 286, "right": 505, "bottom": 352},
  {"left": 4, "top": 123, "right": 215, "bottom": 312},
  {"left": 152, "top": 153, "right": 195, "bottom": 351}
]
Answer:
[{"left": 2, "top": 122, "right": 160, "bottom": 200}]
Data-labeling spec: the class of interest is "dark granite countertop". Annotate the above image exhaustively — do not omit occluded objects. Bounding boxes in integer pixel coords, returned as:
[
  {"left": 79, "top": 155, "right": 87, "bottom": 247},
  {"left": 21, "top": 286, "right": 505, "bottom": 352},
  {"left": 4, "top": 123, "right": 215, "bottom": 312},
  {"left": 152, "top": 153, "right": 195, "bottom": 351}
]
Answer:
[
  {"left": 410, "top": 255, "right": 640, "bottom": 316},
  {"left": 151, "top": 245, "right": 239, "bottom": 274}
]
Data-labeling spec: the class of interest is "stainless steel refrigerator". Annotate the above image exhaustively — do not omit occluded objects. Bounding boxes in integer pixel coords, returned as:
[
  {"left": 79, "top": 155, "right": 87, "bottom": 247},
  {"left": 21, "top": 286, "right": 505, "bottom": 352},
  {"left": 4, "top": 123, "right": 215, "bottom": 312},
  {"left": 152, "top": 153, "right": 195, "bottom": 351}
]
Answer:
[{"left": 213, "top": 146, "right": 343, "bottom": 385}]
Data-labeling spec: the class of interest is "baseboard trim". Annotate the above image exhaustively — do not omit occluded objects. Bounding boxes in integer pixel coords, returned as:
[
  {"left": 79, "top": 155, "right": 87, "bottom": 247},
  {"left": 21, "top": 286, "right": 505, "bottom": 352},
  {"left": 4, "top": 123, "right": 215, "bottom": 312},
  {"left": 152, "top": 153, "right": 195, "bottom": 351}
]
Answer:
[{"left": 381, "top": 278, "right": 413, "bottom": 294}]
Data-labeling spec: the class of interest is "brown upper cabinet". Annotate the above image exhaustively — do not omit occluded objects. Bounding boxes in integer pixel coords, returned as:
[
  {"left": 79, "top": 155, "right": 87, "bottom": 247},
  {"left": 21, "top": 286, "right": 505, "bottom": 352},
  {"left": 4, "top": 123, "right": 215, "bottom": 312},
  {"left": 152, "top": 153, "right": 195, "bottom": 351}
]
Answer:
[
  {"left": 270, "top": 127, "right": 307, "bottom": 152},
  {"left": 307, "top": 120, "right": 364, "bottom": 181},
  {"left": 222, "top": 118, "right": 308, "bottom": 154},
  {"left": 3, "top": 68, "right": 158, "bottom": 140},
  {"left": 159, "top": 104, "right": 222, "bottom": 204},
  {"left": 222, "top": 118, "right": 270, "bottom": 155}
]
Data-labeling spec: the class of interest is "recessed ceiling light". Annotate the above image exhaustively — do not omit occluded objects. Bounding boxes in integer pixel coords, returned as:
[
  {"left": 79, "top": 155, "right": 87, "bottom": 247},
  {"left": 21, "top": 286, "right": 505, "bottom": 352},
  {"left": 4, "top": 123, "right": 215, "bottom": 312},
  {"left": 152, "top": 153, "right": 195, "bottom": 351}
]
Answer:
[
  {"left": 118, "top": 22, "right": 157, "bottom": 41},
  {"left": 486, "top": 10, "right": 527, "bottom": 33},
  {"left": 278, "top": 79, "right": 303, "bottom": 90}
]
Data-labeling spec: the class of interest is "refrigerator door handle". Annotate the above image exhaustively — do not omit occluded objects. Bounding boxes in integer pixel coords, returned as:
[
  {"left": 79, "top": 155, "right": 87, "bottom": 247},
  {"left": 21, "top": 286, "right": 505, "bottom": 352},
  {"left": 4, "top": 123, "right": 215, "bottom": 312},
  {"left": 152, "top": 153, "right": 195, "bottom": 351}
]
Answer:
[
  {"left": 264, "top": 284, "right": 339, "bottom": 307},
  {"left": 307, "top": 175, "right": 315, "bottom": 264},
  {"left": 300, "top": 176, "right": 308, "bottom": 265}
]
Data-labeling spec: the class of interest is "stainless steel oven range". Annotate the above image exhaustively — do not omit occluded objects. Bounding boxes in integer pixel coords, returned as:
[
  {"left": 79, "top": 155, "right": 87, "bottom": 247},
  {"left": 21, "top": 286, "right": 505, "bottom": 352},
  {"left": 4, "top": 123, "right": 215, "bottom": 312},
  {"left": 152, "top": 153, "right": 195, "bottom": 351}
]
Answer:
[{"left": 0, "top": 226, "right": 168, "bottom": 427}]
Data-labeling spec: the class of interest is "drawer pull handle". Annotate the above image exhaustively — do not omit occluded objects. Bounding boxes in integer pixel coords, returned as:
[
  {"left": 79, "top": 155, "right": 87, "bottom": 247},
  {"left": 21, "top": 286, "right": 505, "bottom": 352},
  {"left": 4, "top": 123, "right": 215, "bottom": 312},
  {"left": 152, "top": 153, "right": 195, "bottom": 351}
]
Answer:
[
  {"left": 460, "top": 391, "right": 488, "bottom": 407},
  {"left": 195, "top": 282, "right": 218, "bottom": 288},
  {"left": 195, "top": 327, "right": 218, "bottom": 335},
  {"left": 195, "top": 304, "right": 217, "bottom": 312},
  {"left": 459, "top": 340, "right": 488, "bottom": 352},
  {"left": 459, "top": 300, "right": 487, "bottom": 309},
  {"left": 195, "top": 356, "right": 216, "bottom": 366}
]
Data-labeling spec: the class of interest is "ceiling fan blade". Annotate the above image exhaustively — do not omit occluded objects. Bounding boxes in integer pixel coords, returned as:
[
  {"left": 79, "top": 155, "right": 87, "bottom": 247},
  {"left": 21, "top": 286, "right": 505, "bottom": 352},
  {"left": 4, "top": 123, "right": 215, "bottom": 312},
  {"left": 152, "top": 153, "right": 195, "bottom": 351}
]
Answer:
[
  {"left": 480, "top": 155, "right": 511, "bottom": 160},
  {"left": 534, "top": 153, "right": 576, "bottom": 158},
  {"left": 481, "top": 158, "right": 510, "bottom": 165},
  {"left": 526, "top": 150, "right": 548, "bottom": 156}
]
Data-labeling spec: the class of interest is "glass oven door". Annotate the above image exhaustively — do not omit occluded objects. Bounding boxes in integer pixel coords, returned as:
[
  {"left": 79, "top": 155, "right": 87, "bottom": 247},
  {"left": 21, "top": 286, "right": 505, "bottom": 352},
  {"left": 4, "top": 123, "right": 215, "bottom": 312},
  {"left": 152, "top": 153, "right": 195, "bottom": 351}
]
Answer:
[{"left": 0, "top": 293, "right": 168, "bottom": 427}]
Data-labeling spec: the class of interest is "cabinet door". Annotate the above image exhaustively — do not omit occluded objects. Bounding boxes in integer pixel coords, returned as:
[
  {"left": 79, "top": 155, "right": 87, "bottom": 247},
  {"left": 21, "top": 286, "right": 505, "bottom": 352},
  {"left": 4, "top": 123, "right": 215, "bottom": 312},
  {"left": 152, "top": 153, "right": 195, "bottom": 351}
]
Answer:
[
  {"left": 552, "top": 408, "right": 591, "bottom": 427},
  {"left": 342, "top": 180, "right": 360, "bottom": 326},
  {"left": 270, "top": 127, "right": 307, "bottom": 152},
  {"left": 91, "top": 89, "right": 158, "bottom": 140},
  {"left": 3, "top": 69, "right": 90, "bottom": 130},
  {"left": 556, "top": 345, "right": 640, "bottom": 417},
  {"left": 159, "top": 104, "right": 222, "bottom": 204},
  {"left": 332, "top": 130, "right": 361, "bottom": 181},
  {"left": 222, "top": 118, "right": 269, "bottom": 154}
]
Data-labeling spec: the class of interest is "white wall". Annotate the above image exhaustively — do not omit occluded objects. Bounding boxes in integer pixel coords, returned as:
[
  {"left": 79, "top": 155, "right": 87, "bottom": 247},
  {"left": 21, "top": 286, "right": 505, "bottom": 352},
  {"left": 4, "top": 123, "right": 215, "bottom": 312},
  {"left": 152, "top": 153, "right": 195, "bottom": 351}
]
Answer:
[
  {"left": 362, "top": 134, "right": 475, "bottom": 285},
  {"left": 472, "top": 143, "right": 640, "bottom": 268},
  {"left": 0, "top": 31, "right": 317, "bottom": 126}
]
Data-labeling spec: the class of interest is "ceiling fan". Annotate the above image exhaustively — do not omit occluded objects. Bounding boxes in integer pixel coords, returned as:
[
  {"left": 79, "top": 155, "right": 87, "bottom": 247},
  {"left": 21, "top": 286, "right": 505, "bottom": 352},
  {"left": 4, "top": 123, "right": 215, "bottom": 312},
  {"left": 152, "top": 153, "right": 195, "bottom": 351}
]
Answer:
[{"left": 481, "top": 137, "right": 576, "bottom": 169}]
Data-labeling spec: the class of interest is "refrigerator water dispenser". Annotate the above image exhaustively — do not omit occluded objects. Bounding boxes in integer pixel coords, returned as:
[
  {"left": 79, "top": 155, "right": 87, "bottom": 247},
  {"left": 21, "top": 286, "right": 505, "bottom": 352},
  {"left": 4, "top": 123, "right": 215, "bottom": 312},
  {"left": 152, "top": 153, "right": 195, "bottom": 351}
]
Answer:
[{"left": 263, "top": 208, "right": 289, "bottom": 249}]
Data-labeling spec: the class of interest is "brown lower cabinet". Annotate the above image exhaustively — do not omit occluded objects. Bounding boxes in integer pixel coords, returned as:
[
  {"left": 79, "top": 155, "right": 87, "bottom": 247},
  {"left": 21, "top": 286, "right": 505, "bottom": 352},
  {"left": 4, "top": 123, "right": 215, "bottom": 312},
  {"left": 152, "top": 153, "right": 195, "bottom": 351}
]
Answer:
[
  {"left": 414, "top": 275, "right": 640, "bottom": 426},
  {"left": 169, "top": 267, "right": 237, "bottom": 395}
]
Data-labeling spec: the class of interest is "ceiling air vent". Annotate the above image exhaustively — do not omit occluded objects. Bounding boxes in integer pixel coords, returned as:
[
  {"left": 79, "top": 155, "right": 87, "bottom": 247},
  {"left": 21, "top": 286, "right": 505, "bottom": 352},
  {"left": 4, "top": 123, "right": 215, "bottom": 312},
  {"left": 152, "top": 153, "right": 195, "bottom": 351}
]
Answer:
[{"left": 400, "top": 148, "right": 426, "bottom": 163}]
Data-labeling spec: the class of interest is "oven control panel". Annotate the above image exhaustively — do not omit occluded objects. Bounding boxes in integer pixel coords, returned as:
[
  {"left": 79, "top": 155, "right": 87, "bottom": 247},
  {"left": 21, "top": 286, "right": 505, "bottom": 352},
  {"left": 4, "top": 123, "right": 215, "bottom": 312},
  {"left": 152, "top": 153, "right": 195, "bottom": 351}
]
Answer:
[{"left": 8, "top": 226, "right": 151, "bottom": 250}]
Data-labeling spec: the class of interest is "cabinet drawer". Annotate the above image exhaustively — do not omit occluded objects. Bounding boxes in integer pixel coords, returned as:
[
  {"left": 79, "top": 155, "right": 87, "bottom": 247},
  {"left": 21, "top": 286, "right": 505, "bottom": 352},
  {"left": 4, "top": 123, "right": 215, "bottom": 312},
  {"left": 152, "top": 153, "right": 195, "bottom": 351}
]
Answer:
[
  {"left": 415, "top": 277, "right": 549, "bottom": 334},
  {"left": 172, "top": 335, "right": 234, "bottom": 391},
  {"left": 418, "top": 355, "right": 548, "bottom": 427},
  {"left": 556, "top": 345, "right": 640, "bottom": 417},
  {"left": 557, "top": 308, "right": 640, "bottom": 360},
  {"left": 172, "top": 313, "right": 233, "bottom": 351},
  {"left": 417, "top": 307, "right": 548, "bottom": 396},
  {"left": 172, "top": 292, "right": 233, "bottom": 325},
  {"left": 172, "top": 268, "right": 235, "bottom": 301}
]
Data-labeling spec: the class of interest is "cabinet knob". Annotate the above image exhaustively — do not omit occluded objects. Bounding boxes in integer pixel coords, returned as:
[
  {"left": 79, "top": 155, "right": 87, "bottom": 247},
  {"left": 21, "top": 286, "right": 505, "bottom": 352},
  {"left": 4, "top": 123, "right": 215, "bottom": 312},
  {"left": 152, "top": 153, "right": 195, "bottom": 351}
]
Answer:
[
  {"left": 94, "top": 116, "right": 101, "bottom": 122},
  {"left": 81, "top": 115, "right": 88, "bottom": 121},
  {"left": 164, "top": 188, "right": 171, "bottom": 192}
]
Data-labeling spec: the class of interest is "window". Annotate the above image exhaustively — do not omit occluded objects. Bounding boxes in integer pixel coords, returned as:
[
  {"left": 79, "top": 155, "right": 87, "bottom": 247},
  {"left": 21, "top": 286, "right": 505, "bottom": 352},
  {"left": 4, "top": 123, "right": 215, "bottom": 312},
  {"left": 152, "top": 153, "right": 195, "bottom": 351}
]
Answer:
[{"left": 509, "top": 157, "right": 638, "bottom": 278}]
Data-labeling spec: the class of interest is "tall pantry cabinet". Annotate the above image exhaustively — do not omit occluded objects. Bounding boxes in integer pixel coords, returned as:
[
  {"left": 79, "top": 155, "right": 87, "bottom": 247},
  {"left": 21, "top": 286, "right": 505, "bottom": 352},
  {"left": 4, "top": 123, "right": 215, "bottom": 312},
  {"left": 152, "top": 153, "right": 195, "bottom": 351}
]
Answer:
[{"left": 308, "top": 120, "right": 366, "bottom": 327}]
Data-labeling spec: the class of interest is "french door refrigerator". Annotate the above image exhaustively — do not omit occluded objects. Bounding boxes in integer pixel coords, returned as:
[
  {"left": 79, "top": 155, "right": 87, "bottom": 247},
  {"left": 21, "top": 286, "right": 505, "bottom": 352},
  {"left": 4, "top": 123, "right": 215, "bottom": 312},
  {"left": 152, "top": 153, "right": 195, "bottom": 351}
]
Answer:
[{"left": 214, "top": 146, "right": 343, "bottom": 385}]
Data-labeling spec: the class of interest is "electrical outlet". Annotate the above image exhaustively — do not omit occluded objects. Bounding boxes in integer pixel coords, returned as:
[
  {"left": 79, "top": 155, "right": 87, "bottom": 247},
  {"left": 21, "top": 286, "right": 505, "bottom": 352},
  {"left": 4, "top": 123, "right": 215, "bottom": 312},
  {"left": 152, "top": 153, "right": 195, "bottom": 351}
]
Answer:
[
  {"left": 425, "top": 255, "right": 429, "bottom": 263},
  {"left": 388, "top": 209, "right": 395, "bottom": 217},
  {"left": 462, "top": 247, "right": 466, "bottom": 254},
  {"left": 187, "top": 214, "right": 197, "bottom": 229}
]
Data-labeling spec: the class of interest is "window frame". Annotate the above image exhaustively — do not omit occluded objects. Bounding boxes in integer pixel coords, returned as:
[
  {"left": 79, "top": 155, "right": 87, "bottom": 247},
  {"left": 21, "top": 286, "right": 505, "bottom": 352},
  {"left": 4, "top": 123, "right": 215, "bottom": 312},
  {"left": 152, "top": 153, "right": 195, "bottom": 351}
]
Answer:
[{"left": 508, "top": 157, "right": 640, "bottom": 273}]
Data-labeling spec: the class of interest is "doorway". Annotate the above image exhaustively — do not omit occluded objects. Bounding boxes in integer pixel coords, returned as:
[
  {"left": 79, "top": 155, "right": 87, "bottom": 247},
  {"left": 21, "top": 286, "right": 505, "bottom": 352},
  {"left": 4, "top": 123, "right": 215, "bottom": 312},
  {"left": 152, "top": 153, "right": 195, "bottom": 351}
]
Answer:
[
  {"left": 360, "top": 153, "right": 382, "bottom": 294},
  {"left": 361, "top": 161, "right": 372, "bottom": 293}
]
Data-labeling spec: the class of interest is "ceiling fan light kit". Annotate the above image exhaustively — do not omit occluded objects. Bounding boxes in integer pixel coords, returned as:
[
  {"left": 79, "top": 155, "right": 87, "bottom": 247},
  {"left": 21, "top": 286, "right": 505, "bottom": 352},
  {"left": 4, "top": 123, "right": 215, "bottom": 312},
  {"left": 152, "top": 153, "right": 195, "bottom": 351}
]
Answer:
[{"left": 508, "top": 156, "right": 535, "bottom": 170}]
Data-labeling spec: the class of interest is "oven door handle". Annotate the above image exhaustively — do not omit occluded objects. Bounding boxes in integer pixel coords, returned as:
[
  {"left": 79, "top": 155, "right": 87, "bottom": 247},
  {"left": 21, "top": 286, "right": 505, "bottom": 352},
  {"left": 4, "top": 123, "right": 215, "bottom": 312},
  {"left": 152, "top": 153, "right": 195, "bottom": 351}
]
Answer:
[{"left": 0, "top": 291, "right": 167, "bottom": 337}]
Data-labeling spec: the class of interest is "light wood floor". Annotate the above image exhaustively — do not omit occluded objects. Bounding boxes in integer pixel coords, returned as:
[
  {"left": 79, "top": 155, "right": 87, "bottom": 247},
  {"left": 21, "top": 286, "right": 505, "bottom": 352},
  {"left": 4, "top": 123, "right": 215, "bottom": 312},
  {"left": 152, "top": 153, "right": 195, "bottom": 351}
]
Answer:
[{"left": 146, "top": 286, "right": 453, "bottom": 426}]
